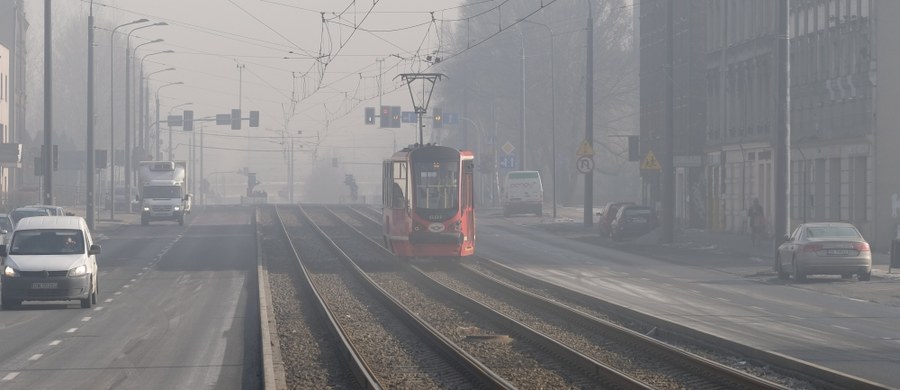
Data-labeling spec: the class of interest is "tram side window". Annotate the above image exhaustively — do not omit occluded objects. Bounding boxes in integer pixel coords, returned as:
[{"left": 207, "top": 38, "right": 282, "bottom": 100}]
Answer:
[{"left": 392, "top": 162, "right": 408, "bottom": 209}]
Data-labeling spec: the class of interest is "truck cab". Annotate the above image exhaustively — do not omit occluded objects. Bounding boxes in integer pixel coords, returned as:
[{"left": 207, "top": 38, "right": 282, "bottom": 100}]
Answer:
[{"left": 138, "top": 161, "right": 191, "bottom": 226}]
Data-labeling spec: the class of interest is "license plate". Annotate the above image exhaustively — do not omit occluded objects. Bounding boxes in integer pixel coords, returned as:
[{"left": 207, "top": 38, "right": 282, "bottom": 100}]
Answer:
[
  {"left": 31, "top": 282, "right": 58, "bottom": 289},
  {"left": 826, "top": 249, "right": 851, "bottom": 256}
]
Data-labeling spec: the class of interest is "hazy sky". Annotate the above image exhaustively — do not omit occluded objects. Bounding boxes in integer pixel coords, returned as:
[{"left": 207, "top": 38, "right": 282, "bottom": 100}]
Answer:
[{"left": 27, "top": 0, "right": 477, "bottom": 198}]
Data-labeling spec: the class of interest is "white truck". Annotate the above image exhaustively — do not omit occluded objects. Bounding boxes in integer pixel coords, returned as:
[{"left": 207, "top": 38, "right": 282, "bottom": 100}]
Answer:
[
  {"left": 137, "top": 161, "right": 192, "bottom": 226},
  {"left": 502, "top": 170, "right": 544, "bottom": 217}
]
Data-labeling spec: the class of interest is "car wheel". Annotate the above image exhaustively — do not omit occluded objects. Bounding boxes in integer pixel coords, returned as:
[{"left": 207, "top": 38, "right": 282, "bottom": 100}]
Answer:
[
  {"left": 776, "top": 256, "right": 789, "bottom": 280},
  {"left": 793, "top": 258, "right": 806, "bottom": 282},
  {"left": 81, "top": 281, "right": 93, "bottom": 309},
  {"left": 858, "top": 270, "right": 871, "bottom": 281}
]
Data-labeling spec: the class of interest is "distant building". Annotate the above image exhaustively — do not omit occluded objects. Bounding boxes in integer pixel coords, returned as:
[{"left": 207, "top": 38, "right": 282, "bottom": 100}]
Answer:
[
  {"left": 0, "top": 0, "right": 27, "bottom": 207},
  {"left": 639, "top": 0, "right": 707, "bottom": 228}
]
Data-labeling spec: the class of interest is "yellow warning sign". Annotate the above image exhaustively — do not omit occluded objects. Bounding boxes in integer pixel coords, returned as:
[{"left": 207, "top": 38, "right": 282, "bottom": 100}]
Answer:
[
  {"left": 576, "top": 140, "right": 594, "bottom": 157},
  {"left": 640, "top": 150, "right": 662, "bottom": 171}
]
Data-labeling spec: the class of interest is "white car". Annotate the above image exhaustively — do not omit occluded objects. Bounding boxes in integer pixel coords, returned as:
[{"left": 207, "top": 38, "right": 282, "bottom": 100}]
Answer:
[
  {"left": 1, "top": 216, "right": 101, "bottom": 309},
  {"left": 775, "top": 222, "right": 872, "bottom": 281}
]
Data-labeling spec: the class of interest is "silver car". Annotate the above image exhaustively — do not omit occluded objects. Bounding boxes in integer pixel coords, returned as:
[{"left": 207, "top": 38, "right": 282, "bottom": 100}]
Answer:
[{"left": 776, "top": 222, "right": 872, "bottom": 281}]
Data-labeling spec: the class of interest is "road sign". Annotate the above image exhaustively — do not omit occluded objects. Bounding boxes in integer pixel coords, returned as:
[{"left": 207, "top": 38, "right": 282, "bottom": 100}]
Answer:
[
  {"left": 501, "top": 141, "right": 516, "bottom": 155},
  {"left": 401, "top": 111, "right": 417, "bottom": 123},
  {"left": 577, "top": 156, "right": 594, "bottom": 174},
  {"left": 499, "top": 155, "right": 517, "bottom": 169},
  {"left": 576, "top": 140, "right": 594, "bottom": 157},
  {"left": 641, "top": 150, "right": 662, "bottom": 171}
]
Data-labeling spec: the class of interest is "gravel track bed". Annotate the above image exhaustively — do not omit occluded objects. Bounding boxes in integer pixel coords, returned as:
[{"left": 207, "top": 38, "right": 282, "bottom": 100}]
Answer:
[
  {"left": 292, "top": 205, "right": 471, "bottom": 389},
  {"left": 323, "top": 206, "right": 604, "bottom": 389},
  {"left": 469, "top": 263, "right": 815, "bottom": 389},
  {"left": 425, "top": 267, "right": 741, "bottom": 389},
  {"left": 339, "top": 205, "right": 814, "bottom": 388},
  {"left": 259, "top": 207, "right": 358, "bottom": 389}
]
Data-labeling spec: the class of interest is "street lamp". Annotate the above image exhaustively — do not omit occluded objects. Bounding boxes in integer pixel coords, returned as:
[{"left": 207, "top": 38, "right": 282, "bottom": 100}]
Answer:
[
  {"left": 125, "top": 24, "right": 166, "bottom": 210},
  {"left": 154, "top": 81, "right": 185, "bottom": 160},
  {"left": 131, "top": 40, "right": 164, "bottom": 154},
  {"left": 109, "top": 18, "right": 149, "bottom": 220},
  {"left": 140, "top": 62, "right": 174, "bottom": 155}
]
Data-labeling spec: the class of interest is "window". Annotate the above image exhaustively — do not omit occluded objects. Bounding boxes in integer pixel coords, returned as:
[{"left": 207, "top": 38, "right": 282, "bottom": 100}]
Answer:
[
  {"left": 414, "top": 160, "right": 458, "bottom": 210},
  {"left": 10, "top": 229, "right": 85, "bottom": 255}
]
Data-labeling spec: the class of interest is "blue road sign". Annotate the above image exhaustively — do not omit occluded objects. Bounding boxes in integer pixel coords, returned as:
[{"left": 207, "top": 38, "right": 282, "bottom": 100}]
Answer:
[
  {"left": 499, "top": 155, "right": 517, "bottom": 169},
  {"left": 401, "top": 111, "right": 417, "bottom": 123},
  {"left": 444, "top": 112, "right": 459, "bottom": 125}
]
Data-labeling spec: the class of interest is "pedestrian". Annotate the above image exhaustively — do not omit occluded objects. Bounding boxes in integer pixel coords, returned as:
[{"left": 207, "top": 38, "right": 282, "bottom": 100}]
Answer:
[{"left": 748, "top": 198, "right": 766, "bottom": 246}]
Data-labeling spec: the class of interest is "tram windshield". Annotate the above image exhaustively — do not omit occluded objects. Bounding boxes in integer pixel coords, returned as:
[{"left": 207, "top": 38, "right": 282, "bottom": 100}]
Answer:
[{"left": 414, "top": 161, "right": 459, "bottom": 210}]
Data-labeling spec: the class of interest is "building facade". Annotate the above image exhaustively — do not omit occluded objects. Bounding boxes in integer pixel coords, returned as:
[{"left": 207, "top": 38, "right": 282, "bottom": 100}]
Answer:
[
  {"left": 639, "top": 0, "right": 708, "bottom": 228},
  {"left": 0, "top": 0, "right": 27, "bottom": 208}
]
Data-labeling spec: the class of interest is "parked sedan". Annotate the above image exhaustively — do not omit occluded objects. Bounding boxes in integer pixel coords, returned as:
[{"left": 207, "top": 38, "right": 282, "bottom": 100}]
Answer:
[
  {"left": 775, "top": 222, "right": 871, "bottom": 281},
  {"left": 610, "top": 205, "right": 657, "bottom": 241}
]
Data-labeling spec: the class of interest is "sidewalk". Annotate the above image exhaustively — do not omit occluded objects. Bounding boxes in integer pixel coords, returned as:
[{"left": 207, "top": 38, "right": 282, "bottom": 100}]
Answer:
[
  {"left": 61, "top": 206, "right": 141, "bottom": 238},
  {"left": 532, "top": 206, "right": 899, "bottom": 279}
]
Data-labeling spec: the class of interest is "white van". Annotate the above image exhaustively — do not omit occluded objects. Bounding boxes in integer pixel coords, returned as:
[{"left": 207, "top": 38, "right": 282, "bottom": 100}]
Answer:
[
  {"left": 1, "top": 216, "right": 101, "bottom": 309},
  {"left": 502, "top": 170, "right": 544, "bottom": 217}
]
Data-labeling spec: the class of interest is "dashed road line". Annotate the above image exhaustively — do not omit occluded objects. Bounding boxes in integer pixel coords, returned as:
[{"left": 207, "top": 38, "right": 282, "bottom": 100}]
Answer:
[
  {"left": 104, "top": 298, "right": 113, "bottom": 303},
  {"left": 49, "top": 340, "right": 61, "bottom": 346},
  {"left": 114, "top": 291, "right": 122, "bottom": 295},
  {"left": 832, "top": 325, "right": 850, "bottom": 331},
  {"left": 27, "top": 354, "right": 42, "bottom": 361},
  {"left": 65, "top": 328, "right": 77, "bottom": 333},
  {"left": 93, "top": 306, "right": 104, "bottom": 311},
  {"left": 2, "top": 373, "right": 19, "bottom": 381},
  {"left": 81, "top": 317, "right": 92, "bottom": 322}
]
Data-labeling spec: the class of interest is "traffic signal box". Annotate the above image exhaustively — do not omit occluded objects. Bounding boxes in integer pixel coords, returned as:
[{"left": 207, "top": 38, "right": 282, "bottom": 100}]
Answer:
[
  {"left": 390, "top": 106, "right": 401, "bottom": 128},
  {"left": 380, "top": 106, "right": 390, "bottom": 128},
  {"left": 231, "top": 109, "right": 242, "bottom": 130},
  {"left": 249, "top": 110, "right": 259, "bottom": 127},
  {"left": 432, "top": 107, "right": 443, "bottom": 128},
  {"left": 183, "top": 110, "right": 194, "bottom": 131},
  {"left": 365, "top": 107, "right": 375, "bottom": 125}
]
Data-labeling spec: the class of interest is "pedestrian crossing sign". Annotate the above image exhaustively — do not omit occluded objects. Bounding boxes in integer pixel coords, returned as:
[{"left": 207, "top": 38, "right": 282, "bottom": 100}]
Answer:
[
  {"left": 576, "top": 140, "right": 594, "bottom": 157},
  {"left": 640, "top": 150, "right": 662, "bottom": 171}
]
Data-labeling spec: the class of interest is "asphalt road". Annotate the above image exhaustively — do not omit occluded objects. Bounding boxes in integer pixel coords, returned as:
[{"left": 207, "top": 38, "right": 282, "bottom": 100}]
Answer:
[
  {"left": 0, "top": 207, "right": 260, "bottom": 390},
  {"left": 477, "top": 211, "right": 900, "bottom": 388}
]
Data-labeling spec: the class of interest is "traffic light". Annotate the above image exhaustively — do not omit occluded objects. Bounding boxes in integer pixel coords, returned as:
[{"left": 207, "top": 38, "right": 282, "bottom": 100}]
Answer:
[
  {"left": 52, "top": 145, "right": 59, "bottom": 171},
  {"left": 380, "top": 106, "right": 390, "bottom": 128},
  {"left": 432, "top": 107, "right": 443, "bottom": 129},
  {"left": 183, "top": 110, "right": 194, "bottom": 131},
  {"left": 249, "top": 110, "right": 260, "bottom": 127},
  {"left": 247, "top": 172, "right": 259, "bottom": 196},
  {"left": 231, "top": 109, "right": 241, "bottom": 130},
  {"left": 628, "top": 135, "right": 640, "bottom": 161},
  {"left": 365, "top": 107, "right": 375, "bottom": 125},
  {"left": 390, "top": 106, "right": 401, "bottom": 128}
]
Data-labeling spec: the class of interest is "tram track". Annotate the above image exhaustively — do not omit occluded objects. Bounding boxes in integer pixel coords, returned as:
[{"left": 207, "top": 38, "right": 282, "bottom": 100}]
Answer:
[
  {"left": 279, "top": 204, "right": 510, "bottom": 389},
  {"left": 337, "top": 204, "right": 885, "bottom": 390}
]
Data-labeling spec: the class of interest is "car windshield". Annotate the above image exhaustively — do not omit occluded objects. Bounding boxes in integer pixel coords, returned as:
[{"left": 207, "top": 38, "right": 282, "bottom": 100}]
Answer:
[
  {"left": 9, "top": 229, "right": 85, "bottom": 255},
  {"left": 805, "top": 226, "right": 861, "bottom": 238},
  {"left": 144, "top": 186, "right": 183, "bottom": 198},
  {"left": 413, "top": 161, "right": 459, "bottom": 210},
  {"left": 11, "top": 210, "right": 50, "bottom": 223}
]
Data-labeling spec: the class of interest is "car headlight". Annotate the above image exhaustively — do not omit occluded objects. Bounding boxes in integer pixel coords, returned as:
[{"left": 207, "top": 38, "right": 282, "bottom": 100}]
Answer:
[
  {"left": 3, "top": 265, "right": 19, "bottom": 277},
  {"left": 143, "top": 206, "right": 150, "bottom": 211},
  {"left": 173, "top": 206, "right": 181, "bottom": 211},
  {"left": 68, "top": 265, "right": 87, "bottom": 277}
]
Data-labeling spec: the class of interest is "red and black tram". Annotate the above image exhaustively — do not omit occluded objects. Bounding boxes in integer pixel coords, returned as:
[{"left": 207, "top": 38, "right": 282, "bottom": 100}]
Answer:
[{"left": 382, "top": 144, "right": 475, "bottom": 259}]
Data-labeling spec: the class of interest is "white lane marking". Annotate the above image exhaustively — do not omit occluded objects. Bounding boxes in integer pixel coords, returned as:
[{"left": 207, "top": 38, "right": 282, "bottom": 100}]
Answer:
[
  {"left": 130, "top": 279, "right": 137, "bottom": 282},
  {"left": 104, "top": 298, "right": 114, "bottom": 303},
  {"left": 137, "top": 273, "right": 143, "bottom": 276},
  {"left": 787, "top": 315, "right": 803, "bottom": 320},
  {"left": 2, "top": 373, "right": 18, "bottom": 381},
  {"left": 123, "top": 285, "right": 130, "bottom": 289},
  {"left": 49, "top": 340, "right": 61, "bottom": 346},
  {"left": 28, "top": 354, "right": 42, "bottom": 361},
  {"left": 81, "top": 317, "right": 91, "bottom": 322},
  {"left": 65, "top": 328, "right": 78, "bottom": 333},
  {"left": 690, "top": 290, "right": 702, "bottom": 294},
  {"left": 142, "top": 267, "right": 150, "bottom": 270},
  {"left": 894, "top": 340, "right": 900, "bottom": 344},
  {"left": 93, "top": 307, "right": 104, "bottom": 311},
  {"left": 114, "top": 291, "right": 122, "bottom": 295},
  {"left": 715, "top": 297, "right": 730, "bottom": 302},
  {"left": 748, "top": 306, "right": 765, "bottom": 311},
  {"left": 832, "top": 325, "right": 850, "bottom": 331}
]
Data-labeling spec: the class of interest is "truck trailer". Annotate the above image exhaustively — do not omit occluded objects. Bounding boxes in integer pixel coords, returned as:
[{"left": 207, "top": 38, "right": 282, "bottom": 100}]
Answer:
[{"left": 137, "top": 161, "right": 192, "bottom": 226}]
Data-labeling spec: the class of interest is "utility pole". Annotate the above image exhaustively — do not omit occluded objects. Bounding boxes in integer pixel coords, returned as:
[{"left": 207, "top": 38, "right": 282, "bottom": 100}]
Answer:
[
  {"left": 774, "top": 0, "right": 790, "bottom": 255},
  {"left": 43, "top": 0, "right": 53, "bottom": 205},
  {"left": 583, "top": 2, "right": 594, "bottom": 228},
  {"left": 660, "top": 0, "right": 675, "bottom": 243},
  {"left": 86, "top": 1, "right": 95, "bottom": 229},
  {"left": 520, "top": 34, "right": 526, "bottom": 171}
]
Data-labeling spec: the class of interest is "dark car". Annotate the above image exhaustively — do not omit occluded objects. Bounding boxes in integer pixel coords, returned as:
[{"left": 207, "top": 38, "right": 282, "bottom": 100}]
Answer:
[
  {"left": 596, "top": 201, "right": 635, "bottom": 235},
  {"left": 610, "top": 205, "right": 657, "bottom": 241},
  {"left": 10, "top": 207, "right": 52, "bottom": 224}
]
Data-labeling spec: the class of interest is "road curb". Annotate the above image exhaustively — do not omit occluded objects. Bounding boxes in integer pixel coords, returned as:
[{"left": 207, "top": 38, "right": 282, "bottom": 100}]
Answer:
[{"left": 255, "top": 207, "right": 286, "bottom": 389}]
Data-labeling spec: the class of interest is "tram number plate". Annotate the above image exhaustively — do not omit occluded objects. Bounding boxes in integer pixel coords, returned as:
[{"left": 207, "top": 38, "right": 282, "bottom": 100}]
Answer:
[
  {"left": 826, "top": 249, "right": 851, "bottom": 256},
  {"left": 32, "top": 282, "right": 58, "bottom": 289}
]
